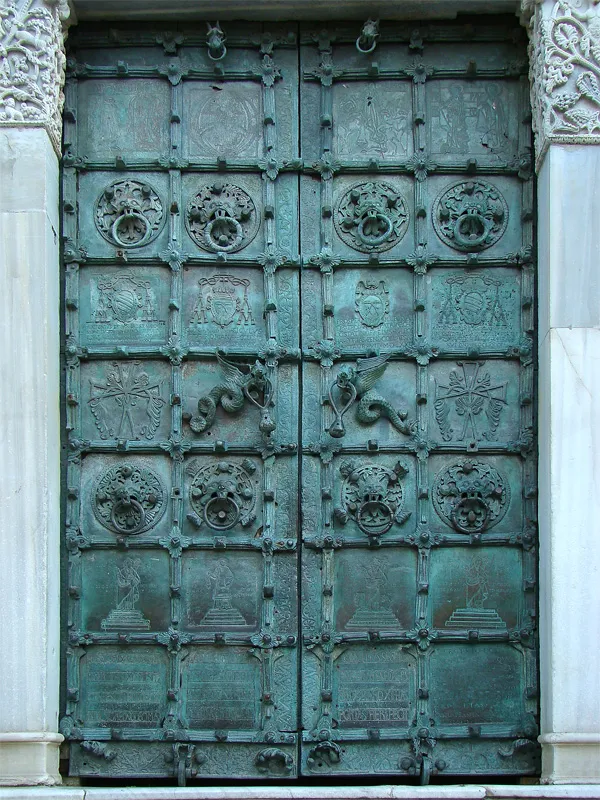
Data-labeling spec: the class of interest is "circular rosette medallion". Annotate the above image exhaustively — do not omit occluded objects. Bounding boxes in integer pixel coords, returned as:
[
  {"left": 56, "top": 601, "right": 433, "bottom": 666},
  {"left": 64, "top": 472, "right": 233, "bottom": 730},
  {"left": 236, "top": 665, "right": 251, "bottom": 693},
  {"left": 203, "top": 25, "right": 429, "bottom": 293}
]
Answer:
[
  {"left": 340, "top": 461, "right": 405, "bottom": 537},
  {"left": 432, "top": 460, "right": 510, "bottom": 534},
  {"left": 433, "top": 179, "right": 508, "bottom": 252},
  {"left": 95, "top": 179, "right": 165, "bottom": 248},
  {"left": 189, "top": 460, "right": 257, "bottom": 531},
  {"left": 334, "top": 181, "right": 409, "bottom": 253},
  {"left": 185, "top": 182, "right": 259, "bottom": 253},
  {"left": 93, "top": 464, "right": 167, "bottom": 535}
]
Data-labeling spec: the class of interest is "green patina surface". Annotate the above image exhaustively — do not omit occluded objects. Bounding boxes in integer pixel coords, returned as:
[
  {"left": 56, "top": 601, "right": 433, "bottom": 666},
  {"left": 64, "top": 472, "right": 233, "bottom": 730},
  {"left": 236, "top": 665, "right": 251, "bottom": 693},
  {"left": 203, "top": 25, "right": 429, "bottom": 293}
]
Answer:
[{"left": 61, "top": 17, "right": 538, "bottom": 783}]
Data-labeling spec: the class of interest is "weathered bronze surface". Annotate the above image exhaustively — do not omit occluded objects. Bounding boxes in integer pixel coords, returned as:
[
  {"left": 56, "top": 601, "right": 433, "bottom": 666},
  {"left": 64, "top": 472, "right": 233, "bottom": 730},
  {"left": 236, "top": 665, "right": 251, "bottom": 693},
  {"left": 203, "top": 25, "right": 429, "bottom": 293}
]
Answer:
[{"left": 62, "top": 17, "right": 538, "bottom": 782}]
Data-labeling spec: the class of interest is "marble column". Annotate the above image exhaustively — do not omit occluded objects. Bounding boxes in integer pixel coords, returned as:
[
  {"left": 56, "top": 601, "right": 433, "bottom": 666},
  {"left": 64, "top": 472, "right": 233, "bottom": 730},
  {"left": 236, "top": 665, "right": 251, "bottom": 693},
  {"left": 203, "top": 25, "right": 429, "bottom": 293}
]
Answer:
[
  {"left": 0, "top": 0, "right": 71, "bottom": 786},
  {"left": 524, "top": 0, "right": 600, "bottom": 784}
]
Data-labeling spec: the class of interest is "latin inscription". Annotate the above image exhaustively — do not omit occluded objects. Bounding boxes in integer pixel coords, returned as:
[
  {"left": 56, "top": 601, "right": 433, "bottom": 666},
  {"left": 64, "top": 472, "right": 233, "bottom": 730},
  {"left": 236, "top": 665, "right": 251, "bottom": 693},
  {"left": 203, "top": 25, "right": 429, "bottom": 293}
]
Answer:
[
  {"left": 85, "top": 655, "right": 164, "bottom": 727},
  {"left": 336, "top": 650, "right": 413, "bottom": 728},
  {"left": 185, "top": 660, "right": 258, "bottom": 729}
]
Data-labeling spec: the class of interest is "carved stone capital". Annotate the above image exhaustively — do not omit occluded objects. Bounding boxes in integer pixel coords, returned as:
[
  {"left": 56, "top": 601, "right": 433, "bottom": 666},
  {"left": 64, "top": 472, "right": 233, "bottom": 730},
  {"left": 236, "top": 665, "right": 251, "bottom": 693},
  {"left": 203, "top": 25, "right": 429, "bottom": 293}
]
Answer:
[
  {"left": 0, "top": 0, "right": 72, "bottom": 154},
  {"left": 524, "top": 0, "right": 600, "bottom": 168}
]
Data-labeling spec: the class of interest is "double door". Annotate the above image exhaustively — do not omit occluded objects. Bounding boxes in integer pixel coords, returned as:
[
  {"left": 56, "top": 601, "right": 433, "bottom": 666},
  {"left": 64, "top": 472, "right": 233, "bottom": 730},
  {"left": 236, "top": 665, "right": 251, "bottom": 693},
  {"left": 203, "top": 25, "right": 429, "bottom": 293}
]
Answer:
[{"left": 62, "top": 17, "right": 538, "bottom": 782}]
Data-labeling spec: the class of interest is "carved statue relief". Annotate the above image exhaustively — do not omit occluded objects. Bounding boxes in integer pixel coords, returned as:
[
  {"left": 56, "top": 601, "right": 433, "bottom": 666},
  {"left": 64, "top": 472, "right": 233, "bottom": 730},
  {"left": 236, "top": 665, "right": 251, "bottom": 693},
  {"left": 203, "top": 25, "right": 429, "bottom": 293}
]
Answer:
[
  {"left": 438, "top": 84, "right": 469, "bottom": 154},
  {"left": 101, "top": 557, "right": 151, "bottom": 631},
  {"left": 345, "top": 558, "right": 400, "bottom": 629},
  {"left": 444, "top": 555, "right": 507, "bottom": 630},
  {"left": 334, "top": 84, "right": 410, "bottom": 159},
  {"left": 429, "top": 82, "right": 514, "bottom": 159},
  {"left": 189, "top": 84, "right": 261, "bottom": 157},
  {"left": 528, "top": 0, "right": 600, "bottom": 157},
  {"left": 0, "top": 0, "right": 68, "bottom": 149}
]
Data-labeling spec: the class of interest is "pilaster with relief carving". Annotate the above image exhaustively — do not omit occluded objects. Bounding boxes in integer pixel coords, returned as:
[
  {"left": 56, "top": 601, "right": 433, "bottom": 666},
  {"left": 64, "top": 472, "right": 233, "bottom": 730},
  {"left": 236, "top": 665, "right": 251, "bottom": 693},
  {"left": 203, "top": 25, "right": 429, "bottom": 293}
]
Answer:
[
  {"left": 521, "top": 0, "right": 600, "bottom": 786},
  {"left": 524, "top": 0, "right": 600, "bottom": 168},
  {"left": 0, "top": 0, "right": 70, "bottom": 154},
  {"left": 0, "top": 0, "right": 71, "bottom": 787}
]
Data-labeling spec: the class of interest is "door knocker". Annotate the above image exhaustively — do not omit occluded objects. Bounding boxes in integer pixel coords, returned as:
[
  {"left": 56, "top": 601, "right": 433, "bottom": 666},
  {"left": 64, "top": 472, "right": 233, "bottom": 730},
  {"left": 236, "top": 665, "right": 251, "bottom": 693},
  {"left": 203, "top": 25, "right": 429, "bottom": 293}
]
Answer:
[
  {"left": 356, "top": 19, "right": 380, "bottom": 54},
  {"left": 307, "top": 740, "right": 342, "bottom": 770},
  {"left": 95, "top": 180, "right": 165, "bottom": 249},
  {"left": 186, "top": 182, "right": 259, "bottom": 253},
  {"left": 335, "top": 182, "right": 409, "bottom": 253},
  {"left": 189, "top": 352, "right": 275, "bottom": 437},
  {"left": 327, "top": 354, "right": 414, "bottom": 439},
  {"left": 334, "top": 458, "right": 411, "bottom": 538},
  {"left": 93, "top": 464, "right": 167, "bottom": 535},
  {"left": 255, "top": 748, "right": 294, "bottom": 776},
  {"left": 432, "top": 460, "right": 510, "bottom": 534},
  {"left": 433, "top": 180, "right": 508, "bottom": 252},
  {"left": 186, "top": 459, "right": 257, "bottom": 532},
  {"left": 206, "top": 21, "right": 227, "bottom": 61}
]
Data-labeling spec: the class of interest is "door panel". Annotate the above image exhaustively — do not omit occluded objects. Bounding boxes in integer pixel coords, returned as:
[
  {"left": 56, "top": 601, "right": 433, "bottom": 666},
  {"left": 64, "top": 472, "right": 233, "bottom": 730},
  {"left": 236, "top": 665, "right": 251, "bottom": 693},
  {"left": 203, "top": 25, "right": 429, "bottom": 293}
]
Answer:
[
  {"left": 62, "top": 17, "right": 538, "bottom": 783},
  {"left": 63, "top": 22, "right": 301, "bottom": 781},
  {"left": 298, "top": 21, "right": 537, "bottom": 779}
]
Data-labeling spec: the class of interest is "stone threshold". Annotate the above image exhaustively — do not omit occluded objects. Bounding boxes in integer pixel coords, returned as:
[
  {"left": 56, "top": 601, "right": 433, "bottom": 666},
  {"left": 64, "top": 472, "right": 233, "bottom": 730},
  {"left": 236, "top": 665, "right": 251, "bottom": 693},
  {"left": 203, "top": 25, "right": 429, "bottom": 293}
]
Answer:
[{"left": 2, "top": 786, "right": 600, "bottom": 800}]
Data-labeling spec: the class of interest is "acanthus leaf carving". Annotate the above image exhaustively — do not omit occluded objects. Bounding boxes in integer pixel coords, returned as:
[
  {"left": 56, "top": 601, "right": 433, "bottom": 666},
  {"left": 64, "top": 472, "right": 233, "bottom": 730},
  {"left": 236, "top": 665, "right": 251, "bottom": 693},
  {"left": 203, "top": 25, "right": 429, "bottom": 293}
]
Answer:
[
  {"left": 88, "top": 361, "right": 165, "bottom": 441},
  {"left": 80, "top": 740, "right": 117, "bottom": 761},
  {"left": 0, "top": 0, "right": 71, "bottom": 153},
  {"left": 528, "top": 0, "right": 600, "bottom": 164},
  {"left": 434, "top": 361, "right": 508, "bottom": 443}
]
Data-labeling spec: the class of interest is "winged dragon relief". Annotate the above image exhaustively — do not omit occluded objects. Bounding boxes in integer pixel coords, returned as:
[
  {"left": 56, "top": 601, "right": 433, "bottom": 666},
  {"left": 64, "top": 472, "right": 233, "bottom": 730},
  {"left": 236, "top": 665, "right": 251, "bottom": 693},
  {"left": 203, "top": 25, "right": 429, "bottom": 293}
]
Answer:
[
  {"left": 189, "top": 353, "right": 275, "bottom": 436},
  {"left": 327, "top": 354, "right": 416, "bottom": 438}
]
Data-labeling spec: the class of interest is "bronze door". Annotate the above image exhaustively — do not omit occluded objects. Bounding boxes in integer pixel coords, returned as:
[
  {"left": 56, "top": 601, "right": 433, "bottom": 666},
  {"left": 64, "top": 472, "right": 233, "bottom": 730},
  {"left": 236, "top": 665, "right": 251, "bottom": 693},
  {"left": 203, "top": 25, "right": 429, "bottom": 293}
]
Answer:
[{"left": 62, "top": 18, "right": 538, "bottom": 782}]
